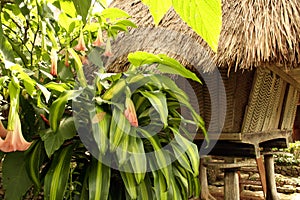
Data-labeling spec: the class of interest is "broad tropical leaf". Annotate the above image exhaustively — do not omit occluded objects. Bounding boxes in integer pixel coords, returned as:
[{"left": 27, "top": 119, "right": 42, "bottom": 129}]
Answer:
[
  {"left": 141, "top": 0, "right": 222, "bottom": 52},
  {"left": 41, "top": 117, "right": 76, "bottom": 157},
  {"left": 3, "top": 152, "right": 33, "bottom": 200},
  {"left": 141, "top": 0, "right": 172, "bottom": 25}
]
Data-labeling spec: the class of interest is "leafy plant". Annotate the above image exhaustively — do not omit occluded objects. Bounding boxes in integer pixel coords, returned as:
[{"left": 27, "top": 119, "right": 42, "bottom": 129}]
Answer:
[{"left": 0, "top": 0, "right": 221, "bottom": 199}]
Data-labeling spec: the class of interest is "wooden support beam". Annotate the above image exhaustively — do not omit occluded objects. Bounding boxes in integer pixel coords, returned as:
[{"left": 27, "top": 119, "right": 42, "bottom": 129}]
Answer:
[
  {"left": 195, "top": 132, "right": 242, "bottom": 141},
  {"left": 256, "top": 156, "right": 267, "bottom": 198},
  {"left": 266, "top": 64, "right": 300, "bottom": 91},
  {"left": 224, "top": 168, "right": 240, "bottom": 200},
  {"left": 264, "top": 154, "right": 280, "bottom": 200}
]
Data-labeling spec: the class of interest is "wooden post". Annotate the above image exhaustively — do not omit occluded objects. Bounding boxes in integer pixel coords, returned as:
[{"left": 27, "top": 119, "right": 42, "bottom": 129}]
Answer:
[
  {"left": 224, "top": 168, "right": 240, "bottom": 200},
  {"left": 200, "top": 157, "right": 216, "bottom": 200},
  {"left": 264, "top": 154, "right": 279, "bottom": 200},
  {"left": 256, "top": 156, "right": 267, "bottom": 198}
]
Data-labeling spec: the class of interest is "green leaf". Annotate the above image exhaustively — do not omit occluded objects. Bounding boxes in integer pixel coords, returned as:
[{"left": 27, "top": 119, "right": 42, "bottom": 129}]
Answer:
[
  {"left": 68, "top": 48, "right": 87, "bottom": 87},
  {"left": 172, "top": 0, "right": 222, "bottom": 52},
  {"left": 156, "top": 54, "right": 201, "bottom": 83},
  {"left": 44, "top": 82, "right": 71, "bottom": 93},
  {"left": 49, "top": 90, "right": 81, "bottom": 132},
  {"left": 41, "top": 117, "right": 77, "bottom": 157},
  {"left": 89, "top": 158, "right": 111, "bottom": 200},
  {"left": 141, "top": 0, "right": 172, "bottom": 25},
  {"left": 140, "top": 90, "right": 168, "bottom": 127},
  {"left": 3, "top": 152, "right": 33, "bottom": 200},
  {"left": 141, "top": 0, "right": 222, "bottom": 52},
  {"left": 59, "top": 0, "right": 77, "bottom": 18},
  {"left": 36, "top": 83, "right": 51, "bottom": 103},
  {"left": 137, "top": 174, "right": 153, "bottom": 200},
  {"left": 120, "top": 167, "right": 138, "bottom": 199},
  {"left": 128, "top": 52, "right": 201, "bottom": 83},
  {"left": 100, "top": 8, "right": 131, "bottom": 21},
  {"left": 25, "top": 140, "right": 46, "bottom": 190},
  {"left": 72, "top": 0, "right": 92, "bottom": 24},
  {"left": 44, "top": 144, "right": 75, "bottom": 200},
  {"left": 58, "top": 12, "right": 77, "bottom": 33},
  {"left": 129, "top": 136, "right": 147, "bottom": 183},
  {"left": 0, "top": 16, "right": 14, "bottom": 62}
]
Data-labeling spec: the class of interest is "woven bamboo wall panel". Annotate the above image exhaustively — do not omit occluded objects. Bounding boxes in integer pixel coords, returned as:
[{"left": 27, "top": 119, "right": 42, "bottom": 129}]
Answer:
[
  {"left": 241, "top": 68, "right": 284, "bottom": 133},
  {"left": 182, "top": 68, "right": 254, "bottom": 135},
  {"left": 281, "top": 86, "right": 299, "bottom": 130}
]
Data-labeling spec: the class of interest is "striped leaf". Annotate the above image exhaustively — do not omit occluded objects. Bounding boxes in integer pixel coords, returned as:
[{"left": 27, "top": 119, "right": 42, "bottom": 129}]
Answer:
[
  {"left": 139, "top": 90, "right": 168, "bottom": 127},
  {"left": 44, "top": 144, "right": 75, "bottom": 200},
  {"left": 89, "top": 158, "right": 111, "bottom": 200},
  {"left": 49, "top": 90, "right": 81, "bottom": 132}
]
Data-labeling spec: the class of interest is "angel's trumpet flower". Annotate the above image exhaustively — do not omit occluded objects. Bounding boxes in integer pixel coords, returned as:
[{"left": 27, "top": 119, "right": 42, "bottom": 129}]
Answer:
[
  {"left": 124, "top": 98, "right": 138, "bottom": 127},
  {"left": 93, "top": 28, "right": 104, "bottom": 47},
  {"left": 74, "top": 30, "right": 88, "bottom": 52},
  {"left": 103, "top": 38, "right": 113, "bottom": 57},
  {"left": 0, "top": 114, "right": 31, "bottom": 152},
  {"left": 50, "top": 49, "right": 58, "bottom": 76}
]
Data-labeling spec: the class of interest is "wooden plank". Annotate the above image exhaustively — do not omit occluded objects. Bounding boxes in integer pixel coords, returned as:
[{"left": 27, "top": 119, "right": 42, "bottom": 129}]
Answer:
[
  {"left": 242, "top": 130, "right": 291, "bottom": 146},
  {"left": 195, "top": 132, "right": 242, "bottom": 140}
]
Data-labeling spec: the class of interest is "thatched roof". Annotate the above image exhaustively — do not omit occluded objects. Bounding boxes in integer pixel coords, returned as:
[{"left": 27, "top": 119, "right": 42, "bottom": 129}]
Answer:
[{"left": 107, "top": 0, "right": 300, "bottom": 84}]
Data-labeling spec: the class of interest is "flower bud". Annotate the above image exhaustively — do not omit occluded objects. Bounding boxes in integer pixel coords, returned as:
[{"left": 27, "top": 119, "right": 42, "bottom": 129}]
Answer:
[
  {"left": 124, "top": 97, "right": 138, "bottom": 127},
  {"left": 50, "top": 49, "right": 58, "bottom": 76}
]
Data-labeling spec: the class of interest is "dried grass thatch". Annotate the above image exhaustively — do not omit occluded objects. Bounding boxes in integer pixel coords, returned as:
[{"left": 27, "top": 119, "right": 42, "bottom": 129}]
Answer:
[{"left": 109, "top": 0, "right": 300, "bottom": 72}]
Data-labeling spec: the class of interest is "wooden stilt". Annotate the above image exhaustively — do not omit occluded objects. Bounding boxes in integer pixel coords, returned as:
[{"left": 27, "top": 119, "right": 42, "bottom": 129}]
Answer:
[
  {"left": 224, "top": 168, "right": 240, "bottom": 200},
  {"left": 256, "top": 156, "right": 267, "bottom": 198},
  {"left": 264, "top": 154, "right": 279, "bottom": 200},
  {"left": 200, "top": 157, "right": 216, "bottom": 200}
]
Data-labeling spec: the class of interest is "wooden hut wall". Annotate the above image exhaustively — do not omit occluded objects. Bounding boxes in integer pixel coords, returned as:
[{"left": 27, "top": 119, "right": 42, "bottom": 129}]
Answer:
[{"left": 242, "top": 67, "right": 299, "bottom": 135}]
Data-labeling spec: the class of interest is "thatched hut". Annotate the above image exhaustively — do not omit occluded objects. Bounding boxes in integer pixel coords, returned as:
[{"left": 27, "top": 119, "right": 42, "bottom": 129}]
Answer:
[{"left": 105, "top": 0, "right": 300, "bottom": 199}]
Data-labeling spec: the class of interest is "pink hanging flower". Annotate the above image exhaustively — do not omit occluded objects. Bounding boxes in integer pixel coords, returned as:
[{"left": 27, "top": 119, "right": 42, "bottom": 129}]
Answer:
[
  {"left": 74, "top": 31, "right": 88, "bottom": 52},
  {"left": 80, "top": 55, "right": 89, "bottom": 65},
  {"left": 124, "top": 98, "right": 138, "bottom": 127},
  {"left": 50, "top": 49, "right": 58, "bottom": 76},
  {"left": 103, "top": 38, "right": 113, "bottom": 57},
  {"left": 92, "top": 28, "right": 104, "bottom": 47},
  {"left": 0, "top": 114, "right": 31, "bottom": 152}
]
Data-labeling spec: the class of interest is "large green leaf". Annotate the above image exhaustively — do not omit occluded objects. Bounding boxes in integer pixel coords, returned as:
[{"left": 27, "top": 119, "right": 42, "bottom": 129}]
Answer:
[
  {"left": 44, "top": 144, "right": 75, "bottom": 200},
  {"left": 40, "top": 117, "right": 76, "bottom": 157},
  {"left": 3, "top": 152, "right": 33, "bottom": 200},
  {"left": 172, "top": 0, "right": 222, "bottom": 52},
  {"left": 141, "top": 0, "right": 172, "bottom": 24},
  {"left": 128, "top": 52, "right": 201, "bottom": 83},
  {"left": 141, "top": 0, "right": 222, "bottom": 52},
  {"left": 72, "top": 0, "right": 92, "bottom": 24}
]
